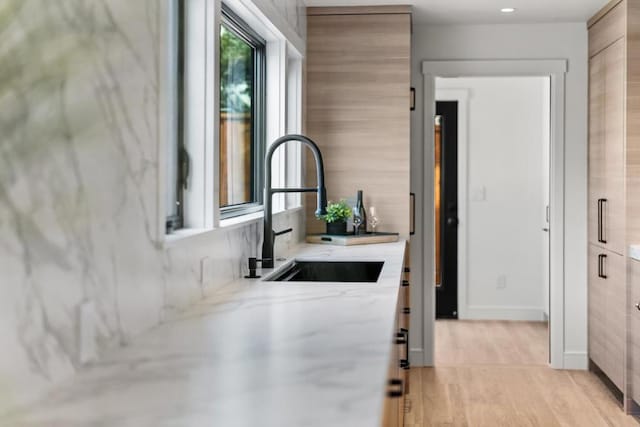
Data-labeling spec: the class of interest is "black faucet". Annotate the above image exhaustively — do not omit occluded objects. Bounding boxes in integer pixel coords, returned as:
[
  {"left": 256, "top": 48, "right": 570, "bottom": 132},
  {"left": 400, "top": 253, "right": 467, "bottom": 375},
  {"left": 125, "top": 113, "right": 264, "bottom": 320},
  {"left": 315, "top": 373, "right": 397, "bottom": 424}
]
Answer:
[{"left": 261, "top": 134, "right": 327, "bottom": 268}]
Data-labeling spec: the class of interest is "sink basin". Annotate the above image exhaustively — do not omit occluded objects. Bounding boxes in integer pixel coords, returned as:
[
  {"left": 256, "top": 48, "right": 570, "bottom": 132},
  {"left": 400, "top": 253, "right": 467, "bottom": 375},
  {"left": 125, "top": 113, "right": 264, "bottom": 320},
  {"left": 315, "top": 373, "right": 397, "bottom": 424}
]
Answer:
[{"left": 266, "top": 260, "right": 384, "bottom": 283}]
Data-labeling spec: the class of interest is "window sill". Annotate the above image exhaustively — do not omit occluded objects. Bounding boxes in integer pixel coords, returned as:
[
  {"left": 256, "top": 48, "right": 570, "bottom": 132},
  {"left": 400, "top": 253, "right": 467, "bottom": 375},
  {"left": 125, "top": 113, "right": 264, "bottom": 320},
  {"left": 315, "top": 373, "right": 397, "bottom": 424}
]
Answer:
[
  {"left": 219, "top": 210, "right": 264, "bottom": 229},
  {"left": 161, "top": 206, "right": 303, "bottom": 249}
]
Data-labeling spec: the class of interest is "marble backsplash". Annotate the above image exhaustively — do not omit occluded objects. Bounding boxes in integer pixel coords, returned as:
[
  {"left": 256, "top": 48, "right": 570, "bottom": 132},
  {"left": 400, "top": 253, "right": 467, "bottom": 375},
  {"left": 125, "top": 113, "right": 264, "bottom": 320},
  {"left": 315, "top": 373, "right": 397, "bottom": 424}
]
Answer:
[{"left": 0, "top": 0, "right": 306, "bottom": 415}]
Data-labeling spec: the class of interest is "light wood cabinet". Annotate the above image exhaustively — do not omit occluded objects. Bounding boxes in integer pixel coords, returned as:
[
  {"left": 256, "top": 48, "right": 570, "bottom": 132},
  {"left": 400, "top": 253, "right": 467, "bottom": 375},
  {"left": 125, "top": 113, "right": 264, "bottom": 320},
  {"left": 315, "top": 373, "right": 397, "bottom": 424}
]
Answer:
[
  {"left": 305, "top": 6, "right": 411, "bottom": 237},
  {"left": 381, "top": 243, "right": 411, "bottom": 427},
  {"left": 588, "top": 0, "right": 640, "bottom": 414},
  {"left": 588, "top": 35, "right": 625, "bottom": 255},
  {"left": 589, "top": 52, "right": 606, "bottom": 246},
  {"left": 588, "top": 245, "right": 625, "bottom": 390},
  {"left": 588, "top": 245, "right": 608, "bottom": 373},
  {"left": 604, "top": 39, "right": 626, "bottom": 255},
  {"left": 630, "top": 261, "right": 640, "bottom": 406}
]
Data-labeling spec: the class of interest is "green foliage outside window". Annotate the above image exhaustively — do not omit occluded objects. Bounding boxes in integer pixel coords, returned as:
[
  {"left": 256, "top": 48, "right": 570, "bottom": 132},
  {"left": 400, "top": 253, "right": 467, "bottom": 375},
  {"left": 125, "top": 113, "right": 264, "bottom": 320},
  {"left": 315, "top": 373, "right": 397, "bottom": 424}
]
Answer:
[{"left": 220, "top": 25, "right": 252, "bottom": 113}]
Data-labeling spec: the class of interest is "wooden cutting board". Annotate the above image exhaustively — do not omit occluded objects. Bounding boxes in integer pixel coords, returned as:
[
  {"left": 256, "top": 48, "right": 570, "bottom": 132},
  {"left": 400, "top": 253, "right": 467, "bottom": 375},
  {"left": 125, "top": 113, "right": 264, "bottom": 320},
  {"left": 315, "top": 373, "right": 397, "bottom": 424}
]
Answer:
[{"left": 306, "top": 232, "right": 399, "bottom": 246}]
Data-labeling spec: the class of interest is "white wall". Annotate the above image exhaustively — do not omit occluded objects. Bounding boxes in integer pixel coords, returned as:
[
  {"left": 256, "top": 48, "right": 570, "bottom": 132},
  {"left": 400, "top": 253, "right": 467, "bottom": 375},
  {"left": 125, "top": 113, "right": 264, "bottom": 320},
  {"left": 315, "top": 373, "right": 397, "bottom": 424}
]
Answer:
[
  {"left": 437, "top": 76, "right": 549, "bottom": 321},
  {"left": 0, "top": 0, "right": 306, "bottom": 415},
  {"left": 410, "top": 23, "right": 588, "bottom": 367}
]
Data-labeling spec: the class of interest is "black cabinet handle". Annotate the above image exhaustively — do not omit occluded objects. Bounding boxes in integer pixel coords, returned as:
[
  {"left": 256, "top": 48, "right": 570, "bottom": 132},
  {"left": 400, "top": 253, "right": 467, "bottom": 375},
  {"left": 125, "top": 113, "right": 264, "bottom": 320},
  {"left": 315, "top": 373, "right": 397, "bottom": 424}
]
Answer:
[
  {"left": 402, "top": 280, "right": 410, "bottom": 287},
  {"left": 598, "top": 254, "right": 607, "bottom": 279},
  {"left": 410, "top": 193, "right": 415, "bottom": 235},
  {"left": 403, "top": 307, "right": 411, "bottom": 314},
  {"left": 597, "top": 199, "right": 607, "bottom": 244},
  {"left": 387, "top": 379, "right": 404, "bottom": 398},
  {"left": 404, "top": 267, "right": 411, "bottom": 273},
  {"left": 396, "top": 332, "right": 407, "bottom": 345},
  {"left": 399, "top": 328, "right": 410, "bottom": 370}
]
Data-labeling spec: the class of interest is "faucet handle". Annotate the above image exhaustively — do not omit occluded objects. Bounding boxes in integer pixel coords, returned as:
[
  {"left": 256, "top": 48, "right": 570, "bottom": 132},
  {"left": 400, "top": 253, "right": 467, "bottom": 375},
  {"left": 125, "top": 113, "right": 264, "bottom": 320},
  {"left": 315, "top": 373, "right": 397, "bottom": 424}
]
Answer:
[{"left": 274, "top": 228, "right": 293, "bottom": 237}]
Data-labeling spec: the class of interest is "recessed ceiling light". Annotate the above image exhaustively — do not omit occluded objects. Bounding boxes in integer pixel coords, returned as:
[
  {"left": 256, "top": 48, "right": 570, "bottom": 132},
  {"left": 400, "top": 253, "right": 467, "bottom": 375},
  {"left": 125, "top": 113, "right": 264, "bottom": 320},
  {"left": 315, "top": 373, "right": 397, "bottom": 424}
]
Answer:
[{"left": 501, "top": 7, "right": 516, "bottom": 13}]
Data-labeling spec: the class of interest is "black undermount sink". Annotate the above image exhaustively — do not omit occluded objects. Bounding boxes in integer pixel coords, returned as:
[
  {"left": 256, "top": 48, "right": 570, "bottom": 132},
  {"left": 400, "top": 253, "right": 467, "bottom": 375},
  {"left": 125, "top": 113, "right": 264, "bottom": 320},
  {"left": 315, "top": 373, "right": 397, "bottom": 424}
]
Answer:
[{"left": 267, "top": 260, "right": 384, "bottom": 283}]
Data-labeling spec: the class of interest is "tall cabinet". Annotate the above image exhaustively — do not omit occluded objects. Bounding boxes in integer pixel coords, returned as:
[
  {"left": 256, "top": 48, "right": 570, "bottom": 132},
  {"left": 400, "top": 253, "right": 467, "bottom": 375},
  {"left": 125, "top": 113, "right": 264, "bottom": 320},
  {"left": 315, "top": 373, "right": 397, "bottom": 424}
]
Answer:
[
  {"left": 305, "top": 7, "right": 413, "bottom": 426},
  {"left": 304, "top": 6, "right": 412, "bottom": 237},
  {"left": 588, "top": 0, "right": 640, "bottom": 414}
]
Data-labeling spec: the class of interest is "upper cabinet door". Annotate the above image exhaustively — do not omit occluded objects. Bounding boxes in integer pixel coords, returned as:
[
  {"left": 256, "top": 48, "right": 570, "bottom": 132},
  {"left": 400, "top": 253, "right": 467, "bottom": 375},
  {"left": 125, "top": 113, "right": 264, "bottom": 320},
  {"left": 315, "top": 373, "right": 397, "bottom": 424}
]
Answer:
[
  {"left": 604, "top": 38, "right": 625, "bottom": 255},
  {"left": 588, "top": 1, "right": 625, "bottom": 58},
  {"left": 589, "top": 51, "right": 606, "bottom": 247},
  {"left": 306, "top": 10, "right": 412, "bottom": 237}
]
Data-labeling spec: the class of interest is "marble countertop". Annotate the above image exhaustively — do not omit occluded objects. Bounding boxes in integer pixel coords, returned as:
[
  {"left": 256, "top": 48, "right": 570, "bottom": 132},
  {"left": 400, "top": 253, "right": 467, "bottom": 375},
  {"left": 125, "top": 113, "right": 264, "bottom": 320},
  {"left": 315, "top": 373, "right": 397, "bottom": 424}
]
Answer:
[{"left": 0, "top": 241, "right": 407, "bottom": 427}]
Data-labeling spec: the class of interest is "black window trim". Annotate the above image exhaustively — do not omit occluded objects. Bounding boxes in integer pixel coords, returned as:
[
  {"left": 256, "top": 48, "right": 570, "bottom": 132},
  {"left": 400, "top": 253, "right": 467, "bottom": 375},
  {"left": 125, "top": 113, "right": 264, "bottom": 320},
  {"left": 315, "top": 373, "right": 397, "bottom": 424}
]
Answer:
[{"left": 219, "top": 4, "right": 267, "bottom": 220}]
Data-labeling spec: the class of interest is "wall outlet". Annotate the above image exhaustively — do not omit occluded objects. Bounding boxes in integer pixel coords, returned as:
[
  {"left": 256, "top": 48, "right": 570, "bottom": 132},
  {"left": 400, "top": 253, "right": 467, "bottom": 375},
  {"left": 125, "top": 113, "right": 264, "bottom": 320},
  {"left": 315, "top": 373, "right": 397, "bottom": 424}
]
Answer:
[
  {"left": 200, "top": 257, "right": 213, "bottom": 285},
  {"left": 78, "top": 300, "right": 98, "bottom": 364},
  {"left": 496, "top": 275, "right": 507, "bottom": 290}
]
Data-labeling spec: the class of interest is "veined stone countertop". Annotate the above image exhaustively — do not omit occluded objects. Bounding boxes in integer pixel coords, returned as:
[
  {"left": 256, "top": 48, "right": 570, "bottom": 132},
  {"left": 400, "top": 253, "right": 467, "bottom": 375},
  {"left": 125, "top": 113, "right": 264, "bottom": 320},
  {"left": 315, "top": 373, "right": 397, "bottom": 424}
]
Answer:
[{"left": 0, "top": 241, "right": 407, "bottom": 427}]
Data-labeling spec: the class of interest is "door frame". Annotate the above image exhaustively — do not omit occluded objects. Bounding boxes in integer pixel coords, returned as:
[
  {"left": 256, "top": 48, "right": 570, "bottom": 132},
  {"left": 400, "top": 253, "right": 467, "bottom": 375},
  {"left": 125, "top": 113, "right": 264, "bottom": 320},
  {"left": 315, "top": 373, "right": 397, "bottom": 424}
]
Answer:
[
  {"left": 421, "top": 59, "right": 567, "bottom": 369},
  {"left": 435, "top": 90, "right": 469, "bottom": 320}
]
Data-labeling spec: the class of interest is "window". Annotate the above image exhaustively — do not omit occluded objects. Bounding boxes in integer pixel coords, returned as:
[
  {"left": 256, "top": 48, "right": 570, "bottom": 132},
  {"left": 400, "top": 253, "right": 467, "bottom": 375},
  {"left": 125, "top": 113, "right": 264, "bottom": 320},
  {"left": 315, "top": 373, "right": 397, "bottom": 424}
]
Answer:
[
  {"left": 164, "top": 0, "right": 304, "bottom": 237},
  {"left": 219, "top": 6, "right": 266, "bottom": 218}
]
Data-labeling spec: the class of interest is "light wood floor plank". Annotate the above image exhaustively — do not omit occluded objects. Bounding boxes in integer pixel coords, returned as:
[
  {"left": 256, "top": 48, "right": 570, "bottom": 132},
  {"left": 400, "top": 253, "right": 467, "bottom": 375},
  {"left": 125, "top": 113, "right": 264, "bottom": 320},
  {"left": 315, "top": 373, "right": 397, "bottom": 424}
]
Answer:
[{"left": 406, "top": 320, "right": 639, "bottom": 427}]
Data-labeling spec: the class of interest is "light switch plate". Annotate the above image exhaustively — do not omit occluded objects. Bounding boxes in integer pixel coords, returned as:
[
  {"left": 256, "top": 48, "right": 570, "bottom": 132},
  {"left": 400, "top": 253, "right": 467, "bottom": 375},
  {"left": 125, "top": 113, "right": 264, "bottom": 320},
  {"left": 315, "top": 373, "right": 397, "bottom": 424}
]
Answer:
[
  {"left": 200, "top": 257, "right": 212, "bottom": 284},
  {"left": 78, "top": 301, "right": 98, "bottom": 364},
  {"left": 471, "top": 186, "right": 486, "bottom": 202}
]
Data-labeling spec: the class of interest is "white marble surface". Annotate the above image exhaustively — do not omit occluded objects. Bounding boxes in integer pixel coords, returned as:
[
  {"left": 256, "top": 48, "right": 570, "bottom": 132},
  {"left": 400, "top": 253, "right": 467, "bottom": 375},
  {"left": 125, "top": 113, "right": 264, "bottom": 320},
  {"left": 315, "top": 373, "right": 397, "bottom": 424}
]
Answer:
[
  {"left": 630, "top": 245, "right": 640, "bottom": 261},
  {"left": 0, "top": 0, "right": 306, "bottom": 416},
  {"left": 0, "top": 241, "right": 406, "bottom": 427}
]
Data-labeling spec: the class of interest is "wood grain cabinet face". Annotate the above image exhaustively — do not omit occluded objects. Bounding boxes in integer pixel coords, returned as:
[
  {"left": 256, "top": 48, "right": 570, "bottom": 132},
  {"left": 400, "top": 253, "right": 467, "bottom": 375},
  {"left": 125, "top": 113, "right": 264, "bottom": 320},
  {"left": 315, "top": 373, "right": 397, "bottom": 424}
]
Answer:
[
  {"left": 588, "top": 245, "right": 625, "bottom": 390},
  {"left": 630, "top": 261, "right": 640, "bottom": 406},
  {"left": 588, "top": 38, "right": 626, "bottom": 255},
  {"left": 305, "top": 10, "right": 411, "bottom": 237},
  {"left": 604, "top": 39, "right": 626, "bottom": 255},
  {"left": 589, "top": 52, "right": 606, "bottom": 247},
  {"left": 604, "top": 249, "right": 625, "bottom": 390},
  {"left": 589, "top": 245, "right": 608, "bottom": 372}
]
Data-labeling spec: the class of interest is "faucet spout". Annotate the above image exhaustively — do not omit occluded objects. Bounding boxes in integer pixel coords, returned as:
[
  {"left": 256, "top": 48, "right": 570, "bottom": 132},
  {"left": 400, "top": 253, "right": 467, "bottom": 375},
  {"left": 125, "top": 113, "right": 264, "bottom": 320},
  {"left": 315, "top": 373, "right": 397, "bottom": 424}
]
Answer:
[{"left": 262, "top": 134, "right": 327, "bottom": 268}]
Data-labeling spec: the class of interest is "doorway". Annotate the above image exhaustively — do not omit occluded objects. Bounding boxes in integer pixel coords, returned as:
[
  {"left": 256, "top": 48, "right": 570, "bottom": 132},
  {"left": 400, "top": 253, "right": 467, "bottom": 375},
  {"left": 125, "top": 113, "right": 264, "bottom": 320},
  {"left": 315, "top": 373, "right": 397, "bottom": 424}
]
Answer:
[
  {"left": 435, "top": 76, "right": 552, "bottom": 366},
  {"left": 418, "top": 60, "right": 568, "bottom": 369},
  {"left": 435, "top": 101, "right": 459, "bottom": 319}
]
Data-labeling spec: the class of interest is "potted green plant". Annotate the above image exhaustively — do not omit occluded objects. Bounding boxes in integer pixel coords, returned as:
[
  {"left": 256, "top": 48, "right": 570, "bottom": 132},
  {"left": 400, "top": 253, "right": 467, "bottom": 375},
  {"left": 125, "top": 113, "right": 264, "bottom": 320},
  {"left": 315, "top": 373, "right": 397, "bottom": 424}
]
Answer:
[{"left": 317, "top": 199, "right": 352, "bottom": 235}]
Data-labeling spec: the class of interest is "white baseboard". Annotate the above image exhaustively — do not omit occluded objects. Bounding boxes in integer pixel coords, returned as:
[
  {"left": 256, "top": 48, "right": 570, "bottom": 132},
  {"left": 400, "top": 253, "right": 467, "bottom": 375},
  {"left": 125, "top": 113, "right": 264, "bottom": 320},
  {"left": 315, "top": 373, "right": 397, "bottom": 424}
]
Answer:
[
  {"left": 563, "top": 351, "right": 588, "bottom": 370},
  {"left": 463, "top": 305, "right": 546, "bottom": 321}
]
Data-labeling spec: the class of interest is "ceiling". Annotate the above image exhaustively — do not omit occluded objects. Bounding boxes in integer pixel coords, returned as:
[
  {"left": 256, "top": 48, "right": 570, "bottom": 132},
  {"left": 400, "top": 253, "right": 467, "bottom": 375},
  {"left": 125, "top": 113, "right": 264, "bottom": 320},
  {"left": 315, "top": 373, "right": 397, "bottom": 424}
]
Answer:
[{"left": 304, "top": 0, "right": 610, "bottom": 24}]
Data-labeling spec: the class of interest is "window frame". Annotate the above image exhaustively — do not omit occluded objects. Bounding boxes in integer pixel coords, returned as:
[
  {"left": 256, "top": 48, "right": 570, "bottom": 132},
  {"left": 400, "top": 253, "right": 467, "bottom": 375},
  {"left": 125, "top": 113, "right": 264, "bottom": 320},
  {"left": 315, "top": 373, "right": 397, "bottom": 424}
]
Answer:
[
  {"left": 162, "top": 0, "right": 306, "bottom": 241},
  {"left": 166, "top": 0, "right": 187, "bottom": 234},
  {"left": 218, "top": 4, "right": 267, "bottom": 220}
]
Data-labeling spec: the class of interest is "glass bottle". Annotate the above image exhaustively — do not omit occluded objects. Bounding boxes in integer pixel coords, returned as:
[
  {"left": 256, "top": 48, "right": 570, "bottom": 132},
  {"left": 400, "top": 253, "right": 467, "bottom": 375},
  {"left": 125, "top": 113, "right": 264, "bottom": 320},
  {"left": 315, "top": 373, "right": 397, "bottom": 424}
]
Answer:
[{"left": 354, "top": 190, "right": 367, "bottom": 235}]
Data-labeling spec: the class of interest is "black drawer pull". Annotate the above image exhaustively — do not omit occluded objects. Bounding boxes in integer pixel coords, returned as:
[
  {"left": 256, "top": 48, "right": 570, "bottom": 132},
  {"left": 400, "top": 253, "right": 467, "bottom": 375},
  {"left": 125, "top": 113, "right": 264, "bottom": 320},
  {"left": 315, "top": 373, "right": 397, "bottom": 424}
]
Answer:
[
  {"left": 597, "top": 254, "right": 607, "bottom": 279},
  {"left": 404, "top": 267, "right": 410, "bottom": 273},
  {"left": 402, "top": 280, "right": 410, "bottom": 287},
  {"left": 403, "top": 307, "right": 411, "bottom": 314},
  {"left": 387, "top": 378, "right": 404, "bottom": 398},
  {"left": 597, "top": 199, "right": 607, "bottom": 244}
]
